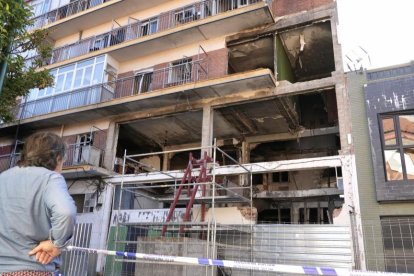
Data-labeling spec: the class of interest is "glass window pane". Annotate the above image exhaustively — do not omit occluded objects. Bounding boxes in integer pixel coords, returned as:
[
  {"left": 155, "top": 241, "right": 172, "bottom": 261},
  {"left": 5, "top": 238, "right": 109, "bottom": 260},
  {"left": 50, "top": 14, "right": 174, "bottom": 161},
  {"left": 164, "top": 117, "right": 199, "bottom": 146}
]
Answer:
[
  {"left": 399, "top": 115, "right": 414, "bottom": 146},
  {"left": 74, "top": 69, "right": 83, "bottom": 88},
  {"left": 404, "top": 148, "right": 414, "bottom": 179},
  {"left": 64, "top": 72, "right": 73, "bottom": 91},
  {"left": 95, "top": 55, "right": 105, "bottom": 63},
  {"left": 27, "top": 88, "right": 38, "bottom": 101},
  {"left": 82, "top": 66, "right": 93, "bottom": 86},
  {"left": 58, "top": 64, "right": 75, "bottom": 73},
  {"left": 92, "top": 62, "right": 104, "bottom": 84},
  {"left": 384, "top": 150, "right": 404, "bottom": 181},
  {"left": 382, "top": 117, "right": 397, "bottom": 146},
  {"left": 55, "top": 74, "right": 65, "bottom": 93},
  {"left": 77, "top": 59, "right": 94, "bottom": 68}
]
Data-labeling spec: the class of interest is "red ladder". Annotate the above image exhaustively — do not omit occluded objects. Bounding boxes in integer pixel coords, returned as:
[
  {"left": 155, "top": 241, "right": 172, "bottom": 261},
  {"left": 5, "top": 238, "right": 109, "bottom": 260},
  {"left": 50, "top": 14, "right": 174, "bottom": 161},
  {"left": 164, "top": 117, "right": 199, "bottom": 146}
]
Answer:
[{"left": 161, "top": 151, "right": 212, "bottom": 236}]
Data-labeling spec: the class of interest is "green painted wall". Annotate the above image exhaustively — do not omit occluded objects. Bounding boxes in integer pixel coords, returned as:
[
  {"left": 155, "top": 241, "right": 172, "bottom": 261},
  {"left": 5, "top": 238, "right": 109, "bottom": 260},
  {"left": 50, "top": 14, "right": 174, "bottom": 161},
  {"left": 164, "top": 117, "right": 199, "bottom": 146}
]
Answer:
[{"left": 276, "top": 35, "right": 295, "bottom": 82}]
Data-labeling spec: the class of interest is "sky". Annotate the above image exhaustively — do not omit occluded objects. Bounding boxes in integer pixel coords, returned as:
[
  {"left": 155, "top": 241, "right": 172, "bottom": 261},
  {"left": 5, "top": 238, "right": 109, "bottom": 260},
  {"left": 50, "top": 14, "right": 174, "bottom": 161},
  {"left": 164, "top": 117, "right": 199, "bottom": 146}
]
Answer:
[{"left": 337, "top": 0, "right": 414, "bottom": 70}]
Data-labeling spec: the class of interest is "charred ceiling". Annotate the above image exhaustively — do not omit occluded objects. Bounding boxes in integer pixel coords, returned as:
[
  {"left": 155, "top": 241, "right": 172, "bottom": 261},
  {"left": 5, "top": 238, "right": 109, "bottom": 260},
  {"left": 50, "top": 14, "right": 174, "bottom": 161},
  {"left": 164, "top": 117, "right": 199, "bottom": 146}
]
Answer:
[{"left": 278, "top": 21, "right": 335, "bottom": 82}]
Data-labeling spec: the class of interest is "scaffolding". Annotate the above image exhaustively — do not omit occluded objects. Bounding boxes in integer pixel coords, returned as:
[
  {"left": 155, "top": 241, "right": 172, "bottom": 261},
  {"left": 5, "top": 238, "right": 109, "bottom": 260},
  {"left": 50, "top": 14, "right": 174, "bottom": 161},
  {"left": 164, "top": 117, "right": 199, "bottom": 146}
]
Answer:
[
  {"left": 105, "top": 142, "right": 352, "bottom": 276},
  {"left": 107, "top": 141, "right": 255, "bottom": 276}
]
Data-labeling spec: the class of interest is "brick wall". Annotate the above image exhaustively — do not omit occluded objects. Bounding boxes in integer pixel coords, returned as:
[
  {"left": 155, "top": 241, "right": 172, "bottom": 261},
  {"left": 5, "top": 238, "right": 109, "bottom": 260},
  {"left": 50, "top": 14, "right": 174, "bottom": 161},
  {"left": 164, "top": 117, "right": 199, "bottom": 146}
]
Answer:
[
  {"left": 0, "top": 145, "right": 12, "bottom": 155},
  {"left": 117, "top": 48, "right": 228, "bottom": 93},
  {"left": 272, "top": 0, "right": 333, "bottom": 17},
  {"left": 114, "top": 71, "right": 134, "bottom": 98}
]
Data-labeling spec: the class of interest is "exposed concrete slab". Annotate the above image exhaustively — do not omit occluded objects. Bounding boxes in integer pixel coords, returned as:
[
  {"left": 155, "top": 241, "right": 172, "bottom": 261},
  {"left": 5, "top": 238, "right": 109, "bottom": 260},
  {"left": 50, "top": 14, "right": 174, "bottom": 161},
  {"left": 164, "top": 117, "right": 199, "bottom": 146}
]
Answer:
[
  {"left": 62, "top": 165, "right": 113, "bottom": 179},
  {"left": 254, "top": 187, "right": 342, "bottom": 199},
  {"left": 1, "top": 69, "right": 276, "bottom": 131},
  {"left": 108, "top": 155, "right": 344, "bottom": 184}
]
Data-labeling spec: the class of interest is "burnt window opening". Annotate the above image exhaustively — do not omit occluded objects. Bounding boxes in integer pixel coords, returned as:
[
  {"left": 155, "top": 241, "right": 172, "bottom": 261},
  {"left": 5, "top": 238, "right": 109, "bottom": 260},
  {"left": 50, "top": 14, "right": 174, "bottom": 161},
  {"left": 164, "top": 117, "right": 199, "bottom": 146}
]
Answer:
[
  {"left": 276, "top": 21, "right": 335, "bottom": 83},
  {"left": 272, "top": 171, "right": 289, "bottom": 183},
  {"left": 228, "top": 36, "right": 274, "bottom": 74},
  {"left": 252, "top": 174, "right": 263, "bottom": 185}
]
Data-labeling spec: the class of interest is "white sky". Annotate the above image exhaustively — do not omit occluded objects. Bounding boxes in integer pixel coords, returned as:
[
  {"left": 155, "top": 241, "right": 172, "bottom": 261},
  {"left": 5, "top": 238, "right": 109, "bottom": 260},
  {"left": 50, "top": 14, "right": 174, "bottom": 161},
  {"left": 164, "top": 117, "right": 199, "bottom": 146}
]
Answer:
[{"left": 337, "top": 0, "right": 414, "bottom": 70}]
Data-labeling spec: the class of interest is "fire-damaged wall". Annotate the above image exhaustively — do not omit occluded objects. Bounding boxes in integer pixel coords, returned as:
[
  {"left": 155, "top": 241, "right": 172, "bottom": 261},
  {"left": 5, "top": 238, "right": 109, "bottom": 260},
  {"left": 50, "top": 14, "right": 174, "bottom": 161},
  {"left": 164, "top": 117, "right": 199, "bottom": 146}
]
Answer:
[{"left": 364, "top": 63, "right": 414, "bottom": 201}]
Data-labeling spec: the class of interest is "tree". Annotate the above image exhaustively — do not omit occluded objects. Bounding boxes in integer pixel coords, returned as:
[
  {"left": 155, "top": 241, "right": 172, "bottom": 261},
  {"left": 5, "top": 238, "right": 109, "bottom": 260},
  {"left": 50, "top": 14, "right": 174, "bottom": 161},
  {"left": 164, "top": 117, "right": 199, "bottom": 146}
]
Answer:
[{"left": 0, "top": 0, "right": 53, "bottom": 122}]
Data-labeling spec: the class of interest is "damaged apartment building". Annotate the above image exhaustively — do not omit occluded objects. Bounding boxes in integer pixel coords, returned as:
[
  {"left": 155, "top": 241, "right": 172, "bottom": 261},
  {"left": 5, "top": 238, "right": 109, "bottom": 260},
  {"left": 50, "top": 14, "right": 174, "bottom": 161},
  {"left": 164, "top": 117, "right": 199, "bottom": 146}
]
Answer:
[{"left": 0, "top": 0, "right": 362, "bottom": 274}]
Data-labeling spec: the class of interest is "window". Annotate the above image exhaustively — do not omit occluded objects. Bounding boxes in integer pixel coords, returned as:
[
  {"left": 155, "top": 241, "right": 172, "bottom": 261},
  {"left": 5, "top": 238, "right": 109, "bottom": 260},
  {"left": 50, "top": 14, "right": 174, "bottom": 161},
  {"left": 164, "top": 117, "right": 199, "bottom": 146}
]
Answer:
[
  {"left": 75, "top": 133, "right": 93, "bottom": 164},
  {"left": 174, "top": 7, "right": 196, "bottom": 24},
  {"left": 252, "top": 174, "right": 263, "bottom": 185},
  {"left": 133, "top": 71, "right": 153, "bottom": 94},
  {"left": 72, "top": 193, "right": 96, "bottom": 213},
  {"left": 30, "top": 0, "right": 51, "bottom": 17},
  {"left": 381, "top": 216, "right": 414, "bottom": 273},
  {"left": 272, "top": 171, "right": 289, "bottom": 183},
  {"left": 380, "top": 114, "right": 414, "bottom": 181},
  {"left": 140, "top": 17, "right": 158, "bottom": 36},
  {"left": 168, "top": 58, "right": 192, "bottom": 85},
  {"left": 27, "top": 55, "right": 106, "bottom": 102}
]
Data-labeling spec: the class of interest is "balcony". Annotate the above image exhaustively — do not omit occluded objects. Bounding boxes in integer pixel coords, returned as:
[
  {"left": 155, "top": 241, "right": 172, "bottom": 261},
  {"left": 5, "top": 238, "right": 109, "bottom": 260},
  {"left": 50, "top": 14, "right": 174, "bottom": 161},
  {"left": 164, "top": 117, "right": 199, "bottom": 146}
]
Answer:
[
  {"left": 62, "top": 143, "right": 111, "bottom": 178},
  {"left": 0, "top": 145, "right": 110, "bottom": 177},
  {"left": 19, "top": 57, "right": 208, "bottom": 120},
  {"left": 30, "top": 0, "right": 274, "bottom": 67},
  {"left": 0, "top": 154, "right": 20, "bottom": 173},
  {"left": 28, "top": 0, "right": 171, "bottom": 40},
  {"left": 19, "top": 84, "right": 114, "bottom": 120},
  {"left": 4, "top": 57, "right": 276, "bottom": 131}
]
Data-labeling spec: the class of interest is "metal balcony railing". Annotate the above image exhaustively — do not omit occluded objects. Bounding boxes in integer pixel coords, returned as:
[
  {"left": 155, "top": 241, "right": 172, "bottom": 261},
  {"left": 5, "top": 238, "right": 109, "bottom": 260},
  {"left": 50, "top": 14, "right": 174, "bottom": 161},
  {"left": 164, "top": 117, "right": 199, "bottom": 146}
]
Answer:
[
  {"left": 0, "top": 154, "right": 20, "bottom": 173},
  {"left": 18, "top": 57, "right": 208, "bottom": 120},
  {"left": 64, "top": 144, "right": 104, "bottom": 167},
  {"left": 26, "top": 0, "right": 271, "bottom": 66},
  {"left": 28, "top": 0, "right": 111, "bottom": 32},
  {"left": 19, "top": 85, "right": 114, "bottom": 119}
]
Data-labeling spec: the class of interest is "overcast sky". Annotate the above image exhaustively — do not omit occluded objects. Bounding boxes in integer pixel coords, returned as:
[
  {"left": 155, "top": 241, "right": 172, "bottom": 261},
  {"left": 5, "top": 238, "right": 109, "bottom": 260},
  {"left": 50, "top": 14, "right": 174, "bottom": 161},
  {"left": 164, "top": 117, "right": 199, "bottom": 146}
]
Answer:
[{"left": 337, "top": 0, "right": 414, "bottom": 70}]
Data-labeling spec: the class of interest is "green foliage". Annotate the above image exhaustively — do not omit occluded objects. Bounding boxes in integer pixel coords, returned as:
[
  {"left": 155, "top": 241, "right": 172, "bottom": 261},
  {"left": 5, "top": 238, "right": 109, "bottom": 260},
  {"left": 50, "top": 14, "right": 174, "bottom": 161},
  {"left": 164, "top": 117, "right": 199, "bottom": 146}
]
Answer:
[{"left": 0, "top": 0, "right": 53, "bottom": 122}]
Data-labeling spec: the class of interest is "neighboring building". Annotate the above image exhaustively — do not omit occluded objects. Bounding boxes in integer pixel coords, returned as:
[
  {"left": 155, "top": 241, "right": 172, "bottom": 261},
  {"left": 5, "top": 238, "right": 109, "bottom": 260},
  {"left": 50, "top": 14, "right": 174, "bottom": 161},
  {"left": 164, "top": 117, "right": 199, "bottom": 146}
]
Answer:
[
  {"left": 348, "top": 62, "right": 414, "bottom": 273},
  {"left": 0, "top": 0, "right": 362, "bottom": 275}
]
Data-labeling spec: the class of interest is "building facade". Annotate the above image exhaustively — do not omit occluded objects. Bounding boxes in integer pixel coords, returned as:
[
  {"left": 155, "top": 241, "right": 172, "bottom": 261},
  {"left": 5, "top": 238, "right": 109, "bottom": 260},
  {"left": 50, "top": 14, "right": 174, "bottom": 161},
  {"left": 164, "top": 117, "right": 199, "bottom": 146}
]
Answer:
[
  {"left": 348, "top": 63, "right": 414, "bottom": 273},
  {"left": 0, "top": 0, "right": 362, "bottom": 274}
]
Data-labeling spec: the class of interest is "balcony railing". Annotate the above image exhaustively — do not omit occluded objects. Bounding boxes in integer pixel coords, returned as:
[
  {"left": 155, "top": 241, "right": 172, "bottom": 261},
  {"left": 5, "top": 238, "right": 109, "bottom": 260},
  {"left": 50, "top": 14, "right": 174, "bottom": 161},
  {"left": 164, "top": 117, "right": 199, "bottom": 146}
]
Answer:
[
  {"left": 18, "top": 57, "right": 208, "bottom": 120},
  {"left": 64, "top": 144, "right": 104, "bottom": 167},
  {"left": 0, "top": 154, "right": 20, "bottom": 173},
  {"left": 27, "top": 0, "right": 271, "bottom": 66},
  {"left": 28, "top": 0, "right": 111, "bottom": 32},
  {"left": 19, "top": 85, "right": 114, "bottom": 119},
  {"left": 0, "top": 144, "right": 104, "bottom": 172}
]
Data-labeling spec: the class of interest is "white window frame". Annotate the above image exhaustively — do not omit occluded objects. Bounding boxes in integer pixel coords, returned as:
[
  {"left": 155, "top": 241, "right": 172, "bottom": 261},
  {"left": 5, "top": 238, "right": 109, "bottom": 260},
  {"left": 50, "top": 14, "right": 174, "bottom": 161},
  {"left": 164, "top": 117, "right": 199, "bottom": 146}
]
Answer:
[
  {"left": 27, "top": 55, "right": 107, "bottom": 102},
  {"left": 168, "top": 58, "right": 192, "bottom": 84},
  {"left": 133, "top": 69, "right": 153, "bottom": 94}
]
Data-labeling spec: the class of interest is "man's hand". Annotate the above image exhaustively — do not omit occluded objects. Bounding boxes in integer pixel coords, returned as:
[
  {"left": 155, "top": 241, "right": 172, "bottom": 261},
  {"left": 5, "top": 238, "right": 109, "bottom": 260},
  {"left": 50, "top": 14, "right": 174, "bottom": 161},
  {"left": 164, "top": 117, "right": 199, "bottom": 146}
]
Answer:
[{"left": 28, "top": 240, "right": 61, "bottom": 265}]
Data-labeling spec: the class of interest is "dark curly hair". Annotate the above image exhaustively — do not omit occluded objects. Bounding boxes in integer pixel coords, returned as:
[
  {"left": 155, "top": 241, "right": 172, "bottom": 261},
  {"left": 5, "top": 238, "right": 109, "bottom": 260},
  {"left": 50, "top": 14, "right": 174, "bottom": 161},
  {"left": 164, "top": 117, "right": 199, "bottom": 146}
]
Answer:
[{"left": 19, "top": 132, "right": 66, "bottom": 171}]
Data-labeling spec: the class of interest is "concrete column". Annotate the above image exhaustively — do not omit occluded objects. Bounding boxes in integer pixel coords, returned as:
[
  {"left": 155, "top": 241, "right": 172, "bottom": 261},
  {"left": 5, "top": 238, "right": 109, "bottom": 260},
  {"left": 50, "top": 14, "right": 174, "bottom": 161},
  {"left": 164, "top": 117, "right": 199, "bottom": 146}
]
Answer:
[
  {"left": 162, "top": 152, "right": 171, "bottom": 171},
  {"left": 241, "top": 141, "right": 250, "bottom": 163},
  {"left": 103, "top": 121, "right": 119, "bottom": 171},
  {"left": 201, "top": 105, "right": 214, "bottom": 156}
]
